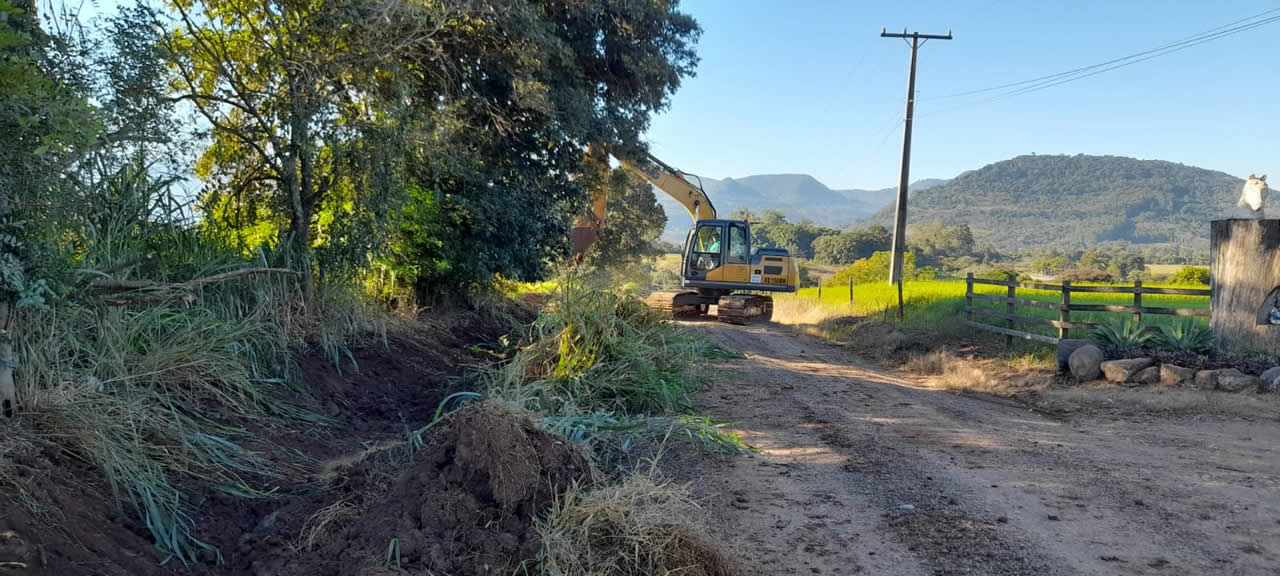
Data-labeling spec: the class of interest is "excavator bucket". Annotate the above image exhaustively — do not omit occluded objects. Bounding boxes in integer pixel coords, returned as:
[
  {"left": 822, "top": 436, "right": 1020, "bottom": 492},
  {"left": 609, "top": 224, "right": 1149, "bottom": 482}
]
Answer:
[{"left": 571, "top": 225, "right": 599, "bottom": 263}]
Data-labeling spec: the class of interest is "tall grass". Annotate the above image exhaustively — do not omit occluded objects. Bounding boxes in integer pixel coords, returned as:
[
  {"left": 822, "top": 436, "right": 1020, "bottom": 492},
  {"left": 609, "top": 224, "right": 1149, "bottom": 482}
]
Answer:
[
  {"left": 489, "top": 278, "right": 724, "bottom": 416},
  {"left": 485, "top": 277, "right": 748, "bottom": 454},
  {"left": 11, "top": 161, "right": 377, "bottom": 564}
]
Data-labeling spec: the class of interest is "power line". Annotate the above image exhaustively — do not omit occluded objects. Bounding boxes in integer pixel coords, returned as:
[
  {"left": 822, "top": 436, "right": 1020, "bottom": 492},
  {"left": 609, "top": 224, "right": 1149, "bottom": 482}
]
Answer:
[
  {"left": 915, "top": 11, "right": 1280, "bottom": 118},
  {"left": 922, "top": 6, "right": 1280, "bottom": 102},
  {"left": 992, "top": 15, "right": 1280, "bottom": 100}
]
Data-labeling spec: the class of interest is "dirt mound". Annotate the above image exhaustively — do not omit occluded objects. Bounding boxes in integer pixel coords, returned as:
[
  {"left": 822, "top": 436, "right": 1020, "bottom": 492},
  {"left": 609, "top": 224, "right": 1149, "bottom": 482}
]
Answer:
[
  {"left": 0, "top": 435, "right": 183, "bottom": 576},
  {"left": 285, "top": 402, "right": 591, "bottom": 575}
]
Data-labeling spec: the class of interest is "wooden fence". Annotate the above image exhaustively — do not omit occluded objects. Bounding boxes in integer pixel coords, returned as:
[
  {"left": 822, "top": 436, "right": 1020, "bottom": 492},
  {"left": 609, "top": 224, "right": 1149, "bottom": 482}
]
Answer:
[{"left": 964, "top": 273, "right": 1211, "bottom": 346}]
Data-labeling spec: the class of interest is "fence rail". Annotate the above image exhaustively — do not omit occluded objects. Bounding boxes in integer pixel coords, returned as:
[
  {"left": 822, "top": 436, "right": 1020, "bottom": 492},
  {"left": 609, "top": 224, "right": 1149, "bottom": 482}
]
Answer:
[{"left": 964, "top": 273, "right": 1210, "bottom": 346}]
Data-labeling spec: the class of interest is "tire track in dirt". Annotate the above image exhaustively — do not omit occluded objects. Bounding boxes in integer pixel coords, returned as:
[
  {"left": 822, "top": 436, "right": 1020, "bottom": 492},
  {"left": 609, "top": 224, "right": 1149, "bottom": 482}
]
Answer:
[{"left": 668, "top": 321, "right": 1280, "bottom": 576}]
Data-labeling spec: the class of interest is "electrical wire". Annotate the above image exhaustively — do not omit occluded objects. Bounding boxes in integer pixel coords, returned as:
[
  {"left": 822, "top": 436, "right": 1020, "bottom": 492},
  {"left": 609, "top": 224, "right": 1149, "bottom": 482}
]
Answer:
[{"left": 921, "top": 6, "right": 1280, "bottom": 102}]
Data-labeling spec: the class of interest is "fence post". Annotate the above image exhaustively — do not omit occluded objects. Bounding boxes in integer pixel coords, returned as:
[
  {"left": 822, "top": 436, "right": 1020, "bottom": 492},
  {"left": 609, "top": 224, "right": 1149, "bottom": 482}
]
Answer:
[
  {"left": 1005, "top": 272, "right": 1016, "bottom": 347},
  {"left": 1133, "top": 279, "right": 1143, "bottom": 327},
  {"left": 849, "top": 277, "right": 854, "bottom": 303},
  {"left": 965, "top": 273, "right": 973, "bottom": 324},
  {"left": 1060, "top": 280, "right": 1071, "bottom": 340},
  {"left": 818, "top": 283, "right": 822, "bottom": 300}
]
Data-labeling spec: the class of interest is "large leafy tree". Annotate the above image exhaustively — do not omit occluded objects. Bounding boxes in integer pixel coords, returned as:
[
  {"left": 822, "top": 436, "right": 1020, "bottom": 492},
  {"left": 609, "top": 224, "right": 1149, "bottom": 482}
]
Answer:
[
  {"left": 164, "top": 0, "right": 451, "bottom": 301},
  {"left": 390, "top": 0, "right": 700, "bottom": 296}
]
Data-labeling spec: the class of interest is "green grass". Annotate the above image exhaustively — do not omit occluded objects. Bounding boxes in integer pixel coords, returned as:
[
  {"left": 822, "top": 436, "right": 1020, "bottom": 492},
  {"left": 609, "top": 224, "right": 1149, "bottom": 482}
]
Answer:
[
  {"left": 485, "top": 276, "right": 749, "bottom": 455},
  {"left": 778, "top": 278, "right": 1209, "bottom": 341}
]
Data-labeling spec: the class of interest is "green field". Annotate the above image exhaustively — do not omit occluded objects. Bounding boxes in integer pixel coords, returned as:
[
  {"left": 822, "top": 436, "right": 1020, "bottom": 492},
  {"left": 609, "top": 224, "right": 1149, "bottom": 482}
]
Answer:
[{"left": 777, "top": 279, "right": 1209, "bottom": 341}]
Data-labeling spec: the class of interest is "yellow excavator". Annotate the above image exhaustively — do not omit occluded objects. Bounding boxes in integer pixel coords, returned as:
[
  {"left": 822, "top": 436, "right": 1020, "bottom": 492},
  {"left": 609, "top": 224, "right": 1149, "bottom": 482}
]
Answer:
[{"left": 572, "top": 146, "right": 799, "bottom": 324}]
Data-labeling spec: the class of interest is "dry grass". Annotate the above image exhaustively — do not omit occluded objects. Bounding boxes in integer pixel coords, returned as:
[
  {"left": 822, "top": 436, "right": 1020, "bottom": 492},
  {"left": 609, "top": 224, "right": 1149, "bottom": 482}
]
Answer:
[
  {"left": 771, "top": 296, "right": 858, "bottom": 328},
  {"left": 537, "top": 474, "right": 744, "bottom": 576},
  {"left": 294, "top": 498, "right": 357, "bottom": 553},
  {"left": 904, "top": 349, "right": 1052, "bottom": 396}
]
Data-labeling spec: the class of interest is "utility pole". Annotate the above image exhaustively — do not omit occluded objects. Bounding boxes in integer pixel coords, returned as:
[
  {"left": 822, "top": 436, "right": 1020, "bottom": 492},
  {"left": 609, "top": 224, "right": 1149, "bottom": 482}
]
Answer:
[{"left": 882, "top": 27, "right": 951, "bottom": 319}]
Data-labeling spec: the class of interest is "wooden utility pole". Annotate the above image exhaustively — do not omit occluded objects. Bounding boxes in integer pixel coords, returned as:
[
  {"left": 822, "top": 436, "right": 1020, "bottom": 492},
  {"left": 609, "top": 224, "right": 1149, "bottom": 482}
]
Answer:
[{"left": 881, "top": 27, "right": 951, "bottom": 319}]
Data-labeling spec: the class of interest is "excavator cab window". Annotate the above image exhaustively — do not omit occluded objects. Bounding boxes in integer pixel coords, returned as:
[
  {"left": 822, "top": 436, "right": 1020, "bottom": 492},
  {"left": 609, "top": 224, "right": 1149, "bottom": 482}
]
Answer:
[
  {"left": 691, "top": 224, "right": 723, "bottom": 271},
  {"left": 727, "top": 223, "right": 749, "bottom": 265}
]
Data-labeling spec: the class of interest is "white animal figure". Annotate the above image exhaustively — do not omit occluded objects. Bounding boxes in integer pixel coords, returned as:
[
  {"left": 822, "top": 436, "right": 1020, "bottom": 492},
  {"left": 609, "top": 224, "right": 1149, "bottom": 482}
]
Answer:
[{"left": 1238, "top": 174, "right": 1269, "bottom": 217}]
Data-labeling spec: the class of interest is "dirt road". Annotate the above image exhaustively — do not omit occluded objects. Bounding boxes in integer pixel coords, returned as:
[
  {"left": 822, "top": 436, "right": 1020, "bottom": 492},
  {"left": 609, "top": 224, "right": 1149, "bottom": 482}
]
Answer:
[{"left": 670, "top": 321, "right": 1280, "bottom": 576}]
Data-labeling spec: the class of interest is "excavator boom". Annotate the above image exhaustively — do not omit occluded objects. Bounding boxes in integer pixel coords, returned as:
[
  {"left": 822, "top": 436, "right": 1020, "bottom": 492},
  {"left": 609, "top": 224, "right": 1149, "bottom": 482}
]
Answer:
[
  {"left": 572, "top": 146, "right": 715, "bottom": 260},
  {"left": 619, "top": 153, "right": 716, "bottom": 222}
]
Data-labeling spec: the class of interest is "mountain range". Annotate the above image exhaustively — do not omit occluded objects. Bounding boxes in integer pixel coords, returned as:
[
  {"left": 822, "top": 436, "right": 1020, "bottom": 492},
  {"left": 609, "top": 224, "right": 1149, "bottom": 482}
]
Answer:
[
  {"left": 655, "top": 154, "right": 1247, "bottom": 251},
  {"left": 655, "top": 175, "right": 946, "bottom": 242}
]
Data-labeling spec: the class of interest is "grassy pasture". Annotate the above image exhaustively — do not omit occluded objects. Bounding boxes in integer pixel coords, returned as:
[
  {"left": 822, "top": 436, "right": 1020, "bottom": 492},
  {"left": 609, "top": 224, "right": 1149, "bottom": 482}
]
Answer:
[{"left": 776, "top": 279, "right": 1209, "bottom": 341}]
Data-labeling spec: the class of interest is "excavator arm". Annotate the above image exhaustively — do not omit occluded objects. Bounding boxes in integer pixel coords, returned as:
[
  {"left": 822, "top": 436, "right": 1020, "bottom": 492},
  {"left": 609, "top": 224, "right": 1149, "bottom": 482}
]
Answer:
[{"left": 572, "top": 146, "right": 716, "bottom": 261}]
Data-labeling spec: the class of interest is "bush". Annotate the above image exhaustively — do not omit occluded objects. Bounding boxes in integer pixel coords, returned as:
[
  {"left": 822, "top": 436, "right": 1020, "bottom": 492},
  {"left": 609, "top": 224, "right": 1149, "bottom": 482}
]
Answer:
[
  {"left": 1165, "top": 266, "right": 1210, "bottom": 286},
  {"left": 1151, "top": 320, "right": 1213, "bottom": 354},
  {"left": 1060, "top": 267, "right": 1116, "bottom": 283},
  {"left": 976, "top": 268, "right": 1018, "bottom": 281},
  {"left": 1090, "top": 319, "right": 1152, "bottom": 349},
  {"left": 825, "top": 251, "right": 919, "bottom": 287}
]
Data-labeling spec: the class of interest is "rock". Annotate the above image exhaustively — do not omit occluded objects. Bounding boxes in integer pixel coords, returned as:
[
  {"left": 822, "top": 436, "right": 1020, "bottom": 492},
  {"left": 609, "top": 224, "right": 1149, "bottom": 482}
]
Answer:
[
  {"left": 1193, "top": 369, "right": 1221, "bottom": 390},
  {"left": 1259, "top": 367, "right": 1280, "bottom": 392},
  {"left": 1068, "top": 345, "right": 1103, "bottom": 381},
  {"left": 1056, "top": 339, "right": 1092, "bottom": 373},
  {"left": 1160, "top": 364, "right": 1196, "bottom": 387},
  {"left": 1100, "top": 357, "right": 1156, "bottom": 383},
  {"left": 1217, "top": 370, "right": 1259, "bottom": 393},
  {"left": 1131, "top": 365, "right": 1161, "bottom": 385}
]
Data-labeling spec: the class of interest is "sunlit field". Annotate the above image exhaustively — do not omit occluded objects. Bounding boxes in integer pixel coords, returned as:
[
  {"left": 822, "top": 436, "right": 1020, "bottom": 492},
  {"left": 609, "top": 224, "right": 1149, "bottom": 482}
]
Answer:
[{"left": 774, "top": 279, "right": 1209, "bottom": 340}]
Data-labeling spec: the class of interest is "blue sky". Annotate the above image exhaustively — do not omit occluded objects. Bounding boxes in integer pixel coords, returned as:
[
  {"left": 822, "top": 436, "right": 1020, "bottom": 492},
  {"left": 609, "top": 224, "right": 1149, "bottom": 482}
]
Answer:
[{"left": 646, "top": 0, "right": 1279, "bottom": 190}]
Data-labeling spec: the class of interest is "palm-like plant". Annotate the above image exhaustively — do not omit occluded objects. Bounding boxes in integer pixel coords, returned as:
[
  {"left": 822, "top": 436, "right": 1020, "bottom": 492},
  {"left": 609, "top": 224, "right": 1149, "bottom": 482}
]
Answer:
[
  {"left": 1090, "top": 319, "right": 1152, "bottom": 349},
  {"left": 1152, "top": 320, "right": 1214, "bottom": 354}
]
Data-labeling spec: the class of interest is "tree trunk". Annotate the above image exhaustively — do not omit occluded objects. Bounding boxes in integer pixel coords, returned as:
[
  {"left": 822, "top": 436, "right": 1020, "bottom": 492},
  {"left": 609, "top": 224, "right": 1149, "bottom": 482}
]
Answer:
[
  {"left": 0, "top": 302, "right": 14, "bottom": 418},
  {"left": 287, "top": 86, "right": 314, "bottom": 304},
  {"left": 1210, "top": 219, "right": 1280, "bottom": 353}
]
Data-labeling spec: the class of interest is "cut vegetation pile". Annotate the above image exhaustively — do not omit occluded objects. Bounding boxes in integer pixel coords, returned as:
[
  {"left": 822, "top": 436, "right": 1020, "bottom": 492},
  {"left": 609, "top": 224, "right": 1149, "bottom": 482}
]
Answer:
[
  {"left": 538, "top": 475, "right": 745, "bottom": 576},
  {"left": 487, "top": 279, "right": 748, "bottom": 455}
]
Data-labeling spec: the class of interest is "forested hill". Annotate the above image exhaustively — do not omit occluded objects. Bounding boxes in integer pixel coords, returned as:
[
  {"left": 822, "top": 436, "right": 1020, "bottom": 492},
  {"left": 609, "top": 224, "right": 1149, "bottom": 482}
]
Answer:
[
  {"left": 656, "top": 175, "right": 946, "bottom": 242},
  {"left": 869, "top": 154, "right": 1245, "bottom": 251}
]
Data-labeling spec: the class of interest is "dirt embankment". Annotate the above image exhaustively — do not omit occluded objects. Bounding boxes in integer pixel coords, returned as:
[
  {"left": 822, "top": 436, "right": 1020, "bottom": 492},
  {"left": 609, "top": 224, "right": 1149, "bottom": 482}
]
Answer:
[
  {"left": 665, "top": 321, "right": 1280, "bottom": 576},
  {"left": 0, "top": 312, "right": 592, "bottom": 576}
]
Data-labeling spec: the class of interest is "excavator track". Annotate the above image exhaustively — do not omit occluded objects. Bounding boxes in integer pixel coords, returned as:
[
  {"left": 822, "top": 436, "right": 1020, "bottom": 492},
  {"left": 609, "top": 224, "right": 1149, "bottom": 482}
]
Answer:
[
  {"left": 643, "top": 290, "right": 704, "bottom": 318},
  {"left": 716, "top": 294, "right": 773, "bottom": 325}
]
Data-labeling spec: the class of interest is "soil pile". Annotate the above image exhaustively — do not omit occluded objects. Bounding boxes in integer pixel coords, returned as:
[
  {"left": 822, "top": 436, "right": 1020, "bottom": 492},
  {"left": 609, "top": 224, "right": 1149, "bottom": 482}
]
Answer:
[
  {"left": 0, "top": 435, "right": 175, "bottom": 576},
  {"left": 283, "top": 402, "right": 591, "bottom": 576}
]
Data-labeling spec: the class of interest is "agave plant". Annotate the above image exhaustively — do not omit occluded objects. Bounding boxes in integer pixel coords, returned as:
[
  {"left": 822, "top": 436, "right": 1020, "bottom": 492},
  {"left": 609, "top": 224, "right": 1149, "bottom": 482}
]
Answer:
[
  {"left": 1090, "top": 319, "right": 1153, "bottom": 349},
  {"left": 1152, "top": 320, "right": 1214, "bottom": 354}
]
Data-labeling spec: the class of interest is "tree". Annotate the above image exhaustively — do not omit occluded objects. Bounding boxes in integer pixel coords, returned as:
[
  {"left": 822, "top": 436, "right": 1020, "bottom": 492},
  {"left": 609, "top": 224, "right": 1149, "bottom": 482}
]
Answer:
[
  {"left": 165, "top": 0, "right": 451, "bottom": 301},
  {"left": 911, "top": 220, "right": 974, "bottom": 266},
  {"left": 826, "top": 251, "right": 919, "bottom": 286},
  {"left": 585, "top": 169, "right": 668, "bottom": 270},
  {"left": 1166, "top": 266, "right": 1209, "bottom": 286},
  {"left": 390, "top": 0, "right": 700, "bottom": 296},
  {"left": 812, "top": 234, "right": 858, "bottom": 265}
]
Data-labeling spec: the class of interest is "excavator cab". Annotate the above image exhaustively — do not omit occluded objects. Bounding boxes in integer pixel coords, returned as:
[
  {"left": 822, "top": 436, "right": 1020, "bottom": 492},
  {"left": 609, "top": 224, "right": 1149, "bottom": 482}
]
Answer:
[{"left": 680, "top": 220, "right": 797, "bottom": 291}]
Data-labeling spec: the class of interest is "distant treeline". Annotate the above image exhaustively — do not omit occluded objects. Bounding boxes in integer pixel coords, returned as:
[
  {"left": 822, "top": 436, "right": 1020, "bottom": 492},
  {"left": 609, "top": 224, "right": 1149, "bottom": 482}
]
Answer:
[{"left": 656, "top": 210, "right": 1212, "bottom": 285}]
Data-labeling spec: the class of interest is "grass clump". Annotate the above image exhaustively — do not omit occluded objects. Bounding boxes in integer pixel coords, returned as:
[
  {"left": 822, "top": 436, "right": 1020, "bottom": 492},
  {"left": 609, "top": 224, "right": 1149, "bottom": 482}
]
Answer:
[
  {"left": 537, "top": 475, "right": 745, "bottom": 576},
  {"left": 490, "top": 278, "right": 723, "bottom": 416},
  {"left": 485, "top": 277, "right": 749, "bottom": 456}
]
